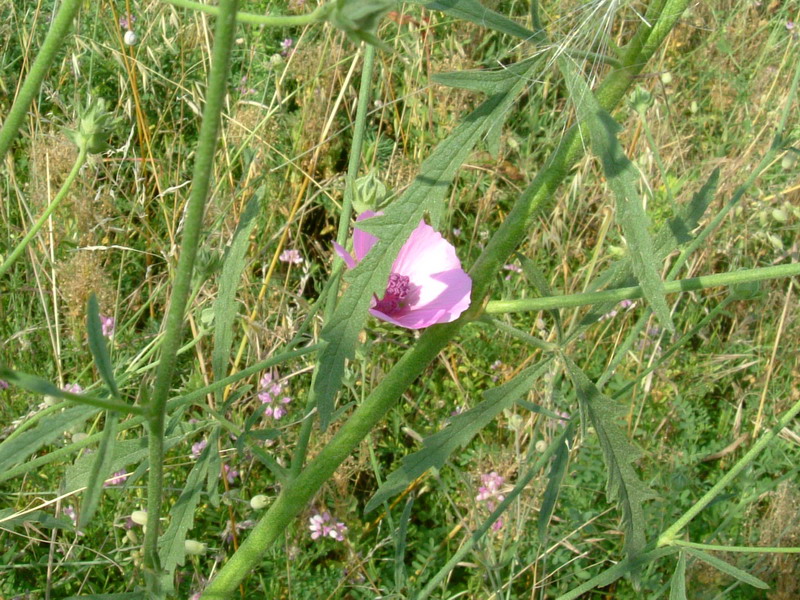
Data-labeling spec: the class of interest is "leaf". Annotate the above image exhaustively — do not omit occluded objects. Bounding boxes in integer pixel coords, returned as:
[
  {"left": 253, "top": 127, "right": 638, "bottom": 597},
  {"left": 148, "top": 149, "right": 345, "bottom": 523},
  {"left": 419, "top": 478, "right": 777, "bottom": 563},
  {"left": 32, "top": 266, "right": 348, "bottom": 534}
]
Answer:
[
  {"left": 0, "top": 508, "right": 73, "bottom": 530},
  {"left": 77, "top": 412, "right": 118, "bottom": 529},
  {"left": 683, "top": 547, "right": 769, "bottom": 590},
  {"left": 64, "top": 594, "right": 145, "bottom": 600},
  {"left": 669, "top": 552, "right": 687, "bottom": 600},
  {"left": 212, "top": 195, "right": 260, "bottom": 395},
  {"left": 394, "top": 496, "right": 415, "bottom": 590},
  {"left": 0, "top": 367, "right": 137, "bottom": 414},
  {"left": 0, "top": 404, "right": 98, "bottom": 474},
  {"left": 538, "top": 420, "right": 574, "bottom": 541},
  {"left": 314, "top": 57, "right": 541, "bottom": 429},
  {"left": 159, "top": 433, "right": 215, "bottom": 574},
  {"left": 418, "top": 0, "right": 540, "bottom": 42},
  {"left": 563, "top": 356, "right": 654, "bottom": 558},
  {"left": 432, "top": 57, "right": 538, "bottom": 94},
  {"left": 558, "top": 56, "right": 673, "bottom": 332},
  {"left": 86, "top": 294, "right": 119, "bottom": 398},
  {"left": 365, "top": 361, "right": 549, "bottom": 513}
]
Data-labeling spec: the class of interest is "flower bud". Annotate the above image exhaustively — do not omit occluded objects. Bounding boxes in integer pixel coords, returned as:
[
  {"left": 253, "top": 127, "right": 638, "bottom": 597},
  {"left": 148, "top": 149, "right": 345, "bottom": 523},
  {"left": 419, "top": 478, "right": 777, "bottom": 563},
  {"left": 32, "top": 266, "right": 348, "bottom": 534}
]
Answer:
[
  {"left": 327, "top": 0, "right": 394, "bottom": 49},
  {"left": 63, "top": 98, "right": 117, "bottom": 154},
  {"left": 250, "top": 494, "right": 269, "bottom": 510},
  {"left": 184, "top": 540, "right": 207, "bottom": 555},
  {"left": 130, "top": 510, "right": 148, "bottom": 526}
]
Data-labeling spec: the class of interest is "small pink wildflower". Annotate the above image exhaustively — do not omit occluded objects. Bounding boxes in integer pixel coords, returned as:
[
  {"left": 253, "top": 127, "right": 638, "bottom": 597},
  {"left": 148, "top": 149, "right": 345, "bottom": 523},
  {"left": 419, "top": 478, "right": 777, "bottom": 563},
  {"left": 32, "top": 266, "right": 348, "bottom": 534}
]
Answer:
[
  {"left": 119, "top": 14, "right": 135, "bottom": 29},
  {"left": 258, "top": 371, "right": 293, "bottom": 420},
  {"left": 191, "top": 439, "right": 208, "bottom": 459},
  {"left": 787, "top": 21, "right": 795, "bottom": 30},
  {"left": 281, "top": 38, "right": 294, "bottom": 56},
  {"left": 309, "top": 511, "right": 347, "bottom": 541},
  {"left": 476, "top": 471, "right": 505, "bottom": 502},
  {"left": 100, "top": 315, "right": 115, "bottom": 337},
  {"left": 105, "top": 469, "right": 130, "bottom": 487},
  {"left": 334, "top": 211, "right": 472, "bottom": 329},
  {"left": 0, "top": 379, "right": 8, "bottom": 390},
  {"left": 64, "top": 383, "right": 83, "bottom": 394},
  {"left": 279, "top": 249, "right": 303, "bottom": 265},
  {"left": 503, "top": 263, "right": 523, "bottom": 280},
  {"left": 63, "top": 506, "right": 78, "bottom": 526},
  {"left": 222, "top": 464, "right": 239, "bottom": 484}
]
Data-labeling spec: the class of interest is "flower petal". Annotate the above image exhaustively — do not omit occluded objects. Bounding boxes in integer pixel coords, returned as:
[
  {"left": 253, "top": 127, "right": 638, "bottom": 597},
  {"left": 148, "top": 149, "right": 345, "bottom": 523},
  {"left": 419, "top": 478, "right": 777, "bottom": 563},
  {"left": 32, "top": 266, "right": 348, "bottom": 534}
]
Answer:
[
  {"left": 353, "top": 210, "right": 381, "bottom": 261},
  {"left": 333, "top": 242, "right": 357, "bottom": 269}
]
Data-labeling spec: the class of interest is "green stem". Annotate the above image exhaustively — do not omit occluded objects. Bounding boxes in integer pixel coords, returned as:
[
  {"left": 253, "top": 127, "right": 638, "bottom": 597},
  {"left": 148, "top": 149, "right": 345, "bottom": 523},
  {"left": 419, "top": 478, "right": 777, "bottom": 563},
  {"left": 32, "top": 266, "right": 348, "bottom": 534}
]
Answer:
[
  {"left": 0, "top": 148, "right": 87, "bottom": 278},
  {"left": 671, "top": 540, "right": 800, "bottom": 554},
  {"left": 289, "top": 45, "right": 376, "bottom": 482},
  {"left": 202, "top": 1, "right": 690, "bottom": 594},
  {"left": 143, "top": 0, "right": 239, "bottom": 593},
  {"left": 484, "top": 263, "right": 800, "bottom": 314},
  {"left": 163, "top": 0, "right": 332, "bottom": 26},
  {"left": 0, "top": 0, "right": 84, "bottom": 159},
  {"left": 658, "top": 393, "right": 800, "bottom": 547}
]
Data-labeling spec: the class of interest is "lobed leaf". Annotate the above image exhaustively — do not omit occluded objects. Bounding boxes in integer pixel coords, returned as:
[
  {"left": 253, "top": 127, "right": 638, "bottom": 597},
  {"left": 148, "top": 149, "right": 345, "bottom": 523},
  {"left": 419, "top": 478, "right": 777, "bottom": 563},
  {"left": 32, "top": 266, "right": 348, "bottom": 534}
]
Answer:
[
  {"left": 314, "top": 57, "right": 541, "bottom": 429},
  {"left": 365, "top": 361, "right": 550, "bottom": 513},
  {"left": 558, "top": 56, "right": 673, "bottom": 332},
  {"left": 563, "top": 356, "right": 655, "bottom": 559}
]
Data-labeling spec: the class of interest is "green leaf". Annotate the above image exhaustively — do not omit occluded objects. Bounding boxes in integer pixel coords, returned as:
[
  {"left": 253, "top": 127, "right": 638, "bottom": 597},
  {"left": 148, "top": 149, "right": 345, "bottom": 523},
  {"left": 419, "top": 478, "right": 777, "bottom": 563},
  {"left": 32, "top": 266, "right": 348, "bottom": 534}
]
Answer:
[
  {"left": 563, "top": 356, "right": 654, "bottom": 558},
  {"left": 314, "top": 57, "right": 541, "bottom": 429},
  {"left": 432, "top": 57, "right": 538, "bottom": 94},
  {"left": 365, "top": 361, "right": 549, "bottom": 513},
  {"left": 86, "top": 294, "right": 119, "bottom": 398},
  {"left": 159, "top": 432, "right": 215, "bottom": 574},
  {"left": 683, "top": 547, "right": 769, "bottom": 590},
  {"left": 212, "top": 195, "right": 260, "bottom": 396},
  {"left": 418, "top": 0, "right": 540, "bottom": 42},
  {"left": 0, "top": 508, "right": 73, "bottom": 531},
  {"left": 0, "top": 367, "right": 140, "bottom": 414},
  {"left": 77, "top": 412, "right": 118, "bottom": 529},
  {"left": 0, "top": 404, "right": 98, "bottom": 474},
  {"left": 64, "top": 594, "right": 145, "bottom": 600},
  {"left": 669, "top": 552, "right": 687, "bottom": 600},
  {"left": 538, "top": 420, "right": 573, "bottom": 541},
  {"left": 558, "top": 56, "right": 673, "bottom": 332}
]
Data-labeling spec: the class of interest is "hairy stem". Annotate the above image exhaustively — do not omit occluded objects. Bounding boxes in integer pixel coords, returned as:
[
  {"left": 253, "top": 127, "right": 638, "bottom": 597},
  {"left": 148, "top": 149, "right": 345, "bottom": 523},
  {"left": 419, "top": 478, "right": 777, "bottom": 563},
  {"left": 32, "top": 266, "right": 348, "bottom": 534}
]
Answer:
[
  {"left": 163, "top": 0, "right": 331, "bottom": 26},
  {"left": 143, "top": 0, "right": 239, "bottom": 594}
]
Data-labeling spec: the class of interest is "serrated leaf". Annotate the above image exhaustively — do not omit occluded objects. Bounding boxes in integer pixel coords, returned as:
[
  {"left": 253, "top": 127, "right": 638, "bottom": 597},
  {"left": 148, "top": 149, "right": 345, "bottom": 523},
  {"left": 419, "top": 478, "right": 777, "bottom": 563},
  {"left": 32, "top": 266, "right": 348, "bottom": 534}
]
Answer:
[
  {"left": 159, "top": 435, "right": 214, "bottom": 574},
  {"left": 87, "top": 294, "right": 119, "bottom": 398},
  {"left": 365, "top": 361, "right": 549, "bottom": 513},
  {"left": 0, "top": 404, "right": 98, "bottom": 474},
  {"left": 212, "top": 196, "right": 260, "bottom": 395},
  {"left": 77, "top": 412, "right": 118, "bottom": 529},
  {"left": 314, "top": 58, "right": 541, "bottom": 429},
  {"left": 538, "top": 420, "right": 573, "bottom": 541},
  {"left": 683, "top": 547, "right": 769, "bottom": 590},
  {"left": 563, "top": 356, "right": 654, "bottom": 558},
  {"left": 418, "top": 0, "right": 540, "bottom": 42},
  {"left": 581, "top": 167, "right": 720, "bottom": 325},
  {"left": 669, "top": 552, "right": 687, "bottom": 600},
  {"left": 558, "top": 56, "right": 673, "bottom": 332}
]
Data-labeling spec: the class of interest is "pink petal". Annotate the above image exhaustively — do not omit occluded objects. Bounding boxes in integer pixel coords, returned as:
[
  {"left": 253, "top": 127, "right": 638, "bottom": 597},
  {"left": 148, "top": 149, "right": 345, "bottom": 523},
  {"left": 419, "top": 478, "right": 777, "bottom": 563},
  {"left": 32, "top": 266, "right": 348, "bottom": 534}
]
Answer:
[
  {"left": 352, "top": 211, "right": 381, "bottom": 262},
  {"left": 333, "top": 242, "right": 357, "bottom": 269}
]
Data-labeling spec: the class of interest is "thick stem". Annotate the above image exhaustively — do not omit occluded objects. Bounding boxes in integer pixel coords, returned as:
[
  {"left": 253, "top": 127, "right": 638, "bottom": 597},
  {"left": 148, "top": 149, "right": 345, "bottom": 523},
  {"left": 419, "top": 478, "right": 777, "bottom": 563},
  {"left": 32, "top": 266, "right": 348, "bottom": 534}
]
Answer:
[
  {"left": 0, "top": 0, "right": 84, "bottom": 159},
  {"left": 143, "top": 0, "right": 239, "bottom": 594},
  {"left": 164, "top": 0, "right": 331, "bottom": 26},
  {"left": 0, "top": 148, "right": 87, "bottom": 278}
]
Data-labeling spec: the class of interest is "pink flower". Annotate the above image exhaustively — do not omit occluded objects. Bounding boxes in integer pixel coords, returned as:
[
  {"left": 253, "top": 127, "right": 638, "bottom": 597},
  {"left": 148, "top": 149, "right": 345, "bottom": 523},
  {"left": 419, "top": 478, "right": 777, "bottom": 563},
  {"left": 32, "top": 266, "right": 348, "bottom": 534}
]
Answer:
[
  {"left": 476, "top": 471, "right": 505, "bottom": 502},
  {"left": 222, "top": 464, "right": 239, "bottom": 484},
  {"left": 105, "top": 469, "right": 129, "bottom": 487},
  {"left": 309, "top": 511, "right": 347, "bottom": 541},
  {"left": 191, "top": 439, "right": 208, "bottom": 459},
  {"left": 63, "top": 383, "right": 83, "bottom": 394},
  {"left": 0, "top": 379, "right": 8, "bottom": 390},
  {"left": 333, "top": 211, "right": 472, "bottom": 329},
  {"left": 100, "top": 315, "right": 115, "bottom": 337},
  {"left": 279, "top": 249, "right": 303, "bottom": 265}
]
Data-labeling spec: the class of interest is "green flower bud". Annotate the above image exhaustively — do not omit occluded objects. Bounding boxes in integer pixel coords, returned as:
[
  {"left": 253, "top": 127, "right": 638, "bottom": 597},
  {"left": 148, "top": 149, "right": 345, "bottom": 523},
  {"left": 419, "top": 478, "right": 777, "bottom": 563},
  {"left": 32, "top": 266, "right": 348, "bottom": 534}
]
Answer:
[
  {"left": 353, "top": 172, "right": 388, "bottom": 214},
  {"left": 328, "top": 0, "right": 395, "bottom": 50},
  {"left": 63, "top": 98, "right": 117, "bottom": 155},
  {"left": 184, "top": 540, "right": 207, "bottom": 555},
  {"left": 250, "top": 495, "right": 269, "bottom": 510},
  {"left": 629, "top": 86, "right": 654, "bottom": 114}
]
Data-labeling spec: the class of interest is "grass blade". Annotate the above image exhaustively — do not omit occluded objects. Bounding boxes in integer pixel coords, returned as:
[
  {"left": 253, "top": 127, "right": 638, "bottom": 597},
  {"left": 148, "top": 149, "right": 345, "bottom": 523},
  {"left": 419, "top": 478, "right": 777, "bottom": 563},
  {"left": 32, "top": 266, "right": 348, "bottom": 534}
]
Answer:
[
  {"left": 669, "top": 552, "right": 687, "bottom": 600},
  {"left": 683, "top": 547, "right": 769, "bottom": 590}
]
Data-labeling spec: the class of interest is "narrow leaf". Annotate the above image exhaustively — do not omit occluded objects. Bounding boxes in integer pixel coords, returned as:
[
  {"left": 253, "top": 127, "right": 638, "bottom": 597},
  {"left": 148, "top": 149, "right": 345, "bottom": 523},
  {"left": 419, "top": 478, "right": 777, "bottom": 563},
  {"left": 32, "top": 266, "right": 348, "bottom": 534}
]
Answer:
[
  {"left": 365, "top": 361, "right": 549, "bottom": 513},
  {"left": 314, "top": 58, "right": 540, "bottom": 429},
  {"left": 212, "top": 196, "right": 260, "bottom": 391},
  {"left": 87, "top": 294, "right": 119, "bottom": 397},
  {"left": 0, "top": 508, "right": 73, "bottom": 530},
  {"left": 432, "top": 57, "right": 538, "bottom": 94},
  {"left": 0, "top": 404, "right": 98, "bottom": 473},
  {"left": 563, "top": 356, "right": 654, "bottom": 558},
  {"left": 558, "top": 57, "right": 673, "bottom": 331},
  {"left": 418, "top": 0, "right": 540, "bottom": 42},
  {"left": 159, "top": 436, "right": 214, "bottom": 574},
  {"left": 669, "top": 552, "right": 687, "bottom": 600},
  {"left": 683, "top": 547, "right": 769, "bottom": 590},
  {"left": 77, "top": 412, "right": 119, "bottom": 529},
  {"left": 538, "top": 420, "right": 574, "bottom": 541},
  {"left": 64, "top": 594, "right": 145, "bottom": 600}
]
